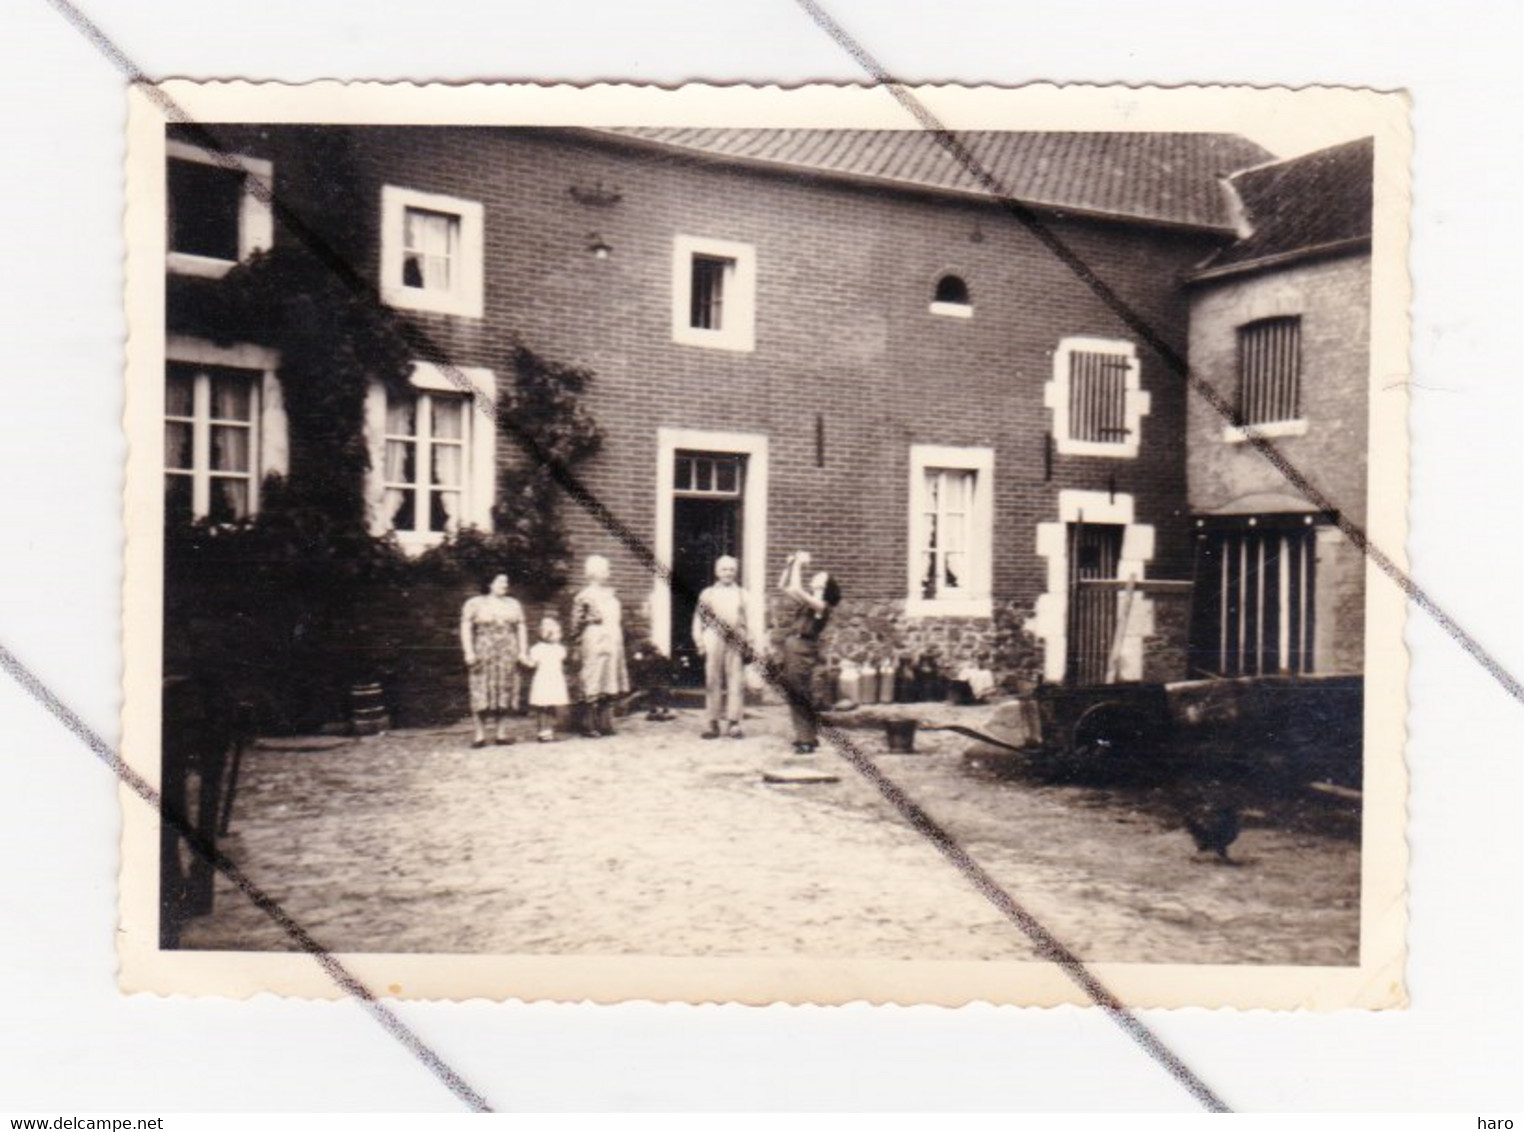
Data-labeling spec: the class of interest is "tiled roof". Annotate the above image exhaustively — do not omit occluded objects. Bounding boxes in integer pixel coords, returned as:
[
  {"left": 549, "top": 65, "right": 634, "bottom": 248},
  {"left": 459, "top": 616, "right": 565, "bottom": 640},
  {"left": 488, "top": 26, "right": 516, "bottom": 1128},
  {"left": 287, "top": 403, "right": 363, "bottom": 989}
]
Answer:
[
  {"left": 595, "top": 128, "right": 1276, "bottom": 231},
  {"left": 1203, "top": 137, "right": 1374, "bottom": 270}
]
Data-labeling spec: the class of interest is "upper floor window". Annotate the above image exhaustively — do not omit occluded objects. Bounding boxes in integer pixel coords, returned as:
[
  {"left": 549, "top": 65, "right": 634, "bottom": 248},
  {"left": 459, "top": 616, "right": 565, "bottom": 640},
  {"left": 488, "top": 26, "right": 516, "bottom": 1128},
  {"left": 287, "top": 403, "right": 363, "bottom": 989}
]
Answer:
[
  {"left": 672, "top": 235, "right": 756, "bottom": 352},
  {"left": 1045, "top": 337, "right": 1149, "bottom": 459},
  {"left": 166, "top": 141, "right": 273, "bottom": 278},
  {"left": 1236, "top": 316, "right": 1303, "bottom": 428},
  {"left": 930, "top": 274, "right": 973, "bottom": 318},
  {"left": 164, "top": 361, "right": 260, "bottom": 524},
  {"left": 906, "top": 445, "right": 994, "bottom": 618},
  {"left": 380, "top": 186, "right": 485, "bottom": 318}
]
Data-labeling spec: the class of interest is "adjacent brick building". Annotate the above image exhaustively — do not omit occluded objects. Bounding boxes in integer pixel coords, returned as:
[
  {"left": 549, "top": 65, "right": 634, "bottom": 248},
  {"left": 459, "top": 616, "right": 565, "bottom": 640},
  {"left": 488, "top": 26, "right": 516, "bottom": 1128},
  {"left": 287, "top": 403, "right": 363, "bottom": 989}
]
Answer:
[
  {"left": 166, "top": 124, "right": 1375, "bottom": 715},
  {"left": 1183, "top": 138, "right": 1374, "bottom": 678}
]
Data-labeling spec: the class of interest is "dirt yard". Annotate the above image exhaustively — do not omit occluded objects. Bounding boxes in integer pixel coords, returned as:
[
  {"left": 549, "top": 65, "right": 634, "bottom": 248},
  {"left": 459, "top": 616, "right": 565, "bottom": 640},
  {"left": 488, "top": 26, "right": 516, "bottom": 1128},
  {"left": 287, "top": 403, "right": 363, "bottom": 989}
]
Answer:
[{"left": 177, "top": 704, "right": 1360, "bottom": 966}]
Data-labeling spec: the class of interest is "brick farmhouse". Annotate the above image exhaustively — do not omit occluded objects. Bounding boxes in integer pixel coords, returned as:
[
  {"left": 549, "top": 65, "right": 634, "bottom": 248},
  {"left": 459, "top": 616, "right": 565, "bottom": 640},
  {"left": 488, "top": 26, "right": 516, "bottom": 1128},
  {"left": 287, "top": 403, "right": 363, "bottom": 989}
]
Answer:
[{"left": 162, "top": 124, "right": 1372, "bottom": 715}]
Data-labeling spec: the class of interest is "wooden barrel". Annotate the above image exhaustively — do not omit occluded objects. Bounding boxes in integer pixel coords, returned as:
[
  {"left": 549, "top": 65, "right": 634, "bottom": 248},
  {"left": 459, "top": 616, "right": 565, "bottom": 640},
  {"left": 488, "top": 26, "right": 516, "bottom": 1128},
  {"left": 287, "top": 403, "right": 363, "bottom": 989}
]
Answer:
[
  {"left": 884, "top": 719, "right": 918, "bottom": 753},
  {"left": 349, "top": 682, "right": 390, "bottom": 736}
]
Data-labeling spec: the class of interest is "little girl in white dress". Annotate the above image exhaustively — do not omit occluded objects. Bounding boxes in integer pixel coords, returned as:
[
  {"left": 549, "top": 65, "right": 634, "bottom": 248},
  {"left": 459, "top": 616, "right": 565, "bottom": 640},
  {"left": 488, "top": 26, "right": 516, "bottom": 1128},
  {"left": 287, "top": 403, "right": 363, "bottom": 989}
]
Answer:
[{"left": 526, "top": 616, "right": 570, "bottom": 741}]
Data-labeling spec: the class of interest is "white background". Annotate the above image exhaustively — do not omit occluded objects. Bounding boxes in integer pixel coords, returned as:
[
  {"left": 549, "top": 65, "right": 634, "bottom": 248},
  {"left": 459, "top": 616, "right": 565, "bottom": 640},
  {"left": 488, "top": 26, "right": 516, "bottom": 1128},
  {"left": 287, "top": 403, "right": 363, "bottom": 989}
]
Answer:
[{"left": 0, "top": 0, "right": 1519, "bottom": 1114}]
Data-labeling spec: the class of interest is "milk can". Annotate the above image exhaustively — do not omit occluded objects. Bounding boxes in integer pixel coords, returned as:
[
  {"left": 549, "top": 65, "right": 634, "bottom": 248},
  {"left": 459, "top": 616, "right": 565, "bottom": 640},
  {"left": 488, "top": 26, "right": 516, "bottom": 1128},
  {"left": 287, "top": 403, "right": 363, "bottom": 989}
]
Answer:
[{"left": 837, "top": 658, "right": 862, "bottom": 704}]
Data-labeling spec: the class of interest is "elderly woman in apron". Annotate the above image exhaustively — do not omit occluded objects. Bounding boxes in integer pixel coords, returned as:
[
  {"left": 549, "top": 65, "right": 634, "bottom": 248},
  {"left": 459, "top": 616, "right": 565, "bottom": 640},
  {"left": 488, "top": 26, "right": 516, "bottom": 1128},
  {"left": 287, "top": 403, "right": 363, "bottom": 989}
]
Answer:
[{"left": 571, "top": 554, "right": 629, "bottom": 737}]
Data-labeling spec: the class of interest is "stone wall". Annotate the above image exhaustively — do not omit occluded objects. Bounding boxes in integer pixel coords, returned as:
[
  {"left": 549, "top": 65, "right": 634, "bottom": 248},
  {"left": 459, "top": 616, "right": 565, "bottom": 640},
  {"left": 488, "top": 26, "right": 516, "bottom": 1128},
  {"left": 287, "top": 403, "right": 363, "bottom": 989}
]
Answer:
[
  {"left": 1141, "top": 583, "right": 1192, "bottom": 684},
  {"left": 775, "top": 595, "right": 1045, "bottom": 691}
]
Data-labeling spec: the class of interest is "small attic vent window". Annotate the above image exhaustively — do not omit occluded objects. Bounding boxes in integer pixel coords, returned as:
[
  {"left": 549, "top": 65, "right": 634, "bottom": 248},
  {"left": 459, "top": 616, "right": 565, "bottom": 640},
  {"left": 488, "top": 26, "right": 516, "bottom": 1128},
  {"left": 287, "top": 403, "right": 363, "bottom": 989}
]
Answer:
[{"left": 930, "top": 274, "right": 973, "bottom": 318}]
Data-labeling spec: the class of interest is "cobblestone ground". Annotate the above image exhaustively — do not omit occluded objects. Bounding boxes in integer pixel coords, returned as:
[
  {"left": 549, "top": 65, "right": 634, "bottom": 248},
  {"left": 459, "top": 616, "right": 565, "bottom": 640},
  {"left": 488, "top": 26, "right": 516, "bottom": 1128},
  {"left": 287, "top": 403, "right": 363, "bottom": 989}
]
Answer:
[{"left": 179, "top": 705, "right": 1360, "bottom": 965}]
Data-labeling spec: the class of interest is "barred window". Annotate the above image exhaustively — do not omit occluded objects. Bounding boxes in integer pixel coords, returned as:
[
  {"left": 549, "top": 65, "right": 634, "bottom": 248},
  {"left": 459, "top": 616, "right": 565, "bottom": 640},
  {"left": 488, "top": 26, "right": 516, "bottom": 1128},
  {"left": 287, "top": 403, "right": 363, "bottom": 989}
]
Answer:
[
  {"left": 1237, "top": 317, "right": 1302, "bottom": 426},
  {"left": 1190, "top": 523, "right": 1318, "bottom": 678},
  {"left": 1047, "top": 338, "right": 1147, "bottom": 458},
  {"left": 1067, "top": 349, "right": 1131, "bottom": 444}
]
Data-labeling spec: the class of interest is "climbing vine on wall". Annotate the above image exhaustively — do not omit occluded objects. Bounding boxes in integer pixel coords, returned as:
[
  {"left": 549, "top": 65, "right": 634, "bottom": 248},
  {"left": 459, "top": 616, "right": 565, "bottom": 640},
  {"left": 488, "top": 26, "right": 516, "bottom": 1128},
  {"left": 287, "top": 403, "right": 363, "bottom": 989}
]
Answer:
[
  {"left": 486, "top": 342, "right": 604, "bottom": 597},
  {"left": 165, "top": 139, "right": 603, "bottom": 725},
  {"left": 210, "top": 129, "right": 415, "bottom": 535}
]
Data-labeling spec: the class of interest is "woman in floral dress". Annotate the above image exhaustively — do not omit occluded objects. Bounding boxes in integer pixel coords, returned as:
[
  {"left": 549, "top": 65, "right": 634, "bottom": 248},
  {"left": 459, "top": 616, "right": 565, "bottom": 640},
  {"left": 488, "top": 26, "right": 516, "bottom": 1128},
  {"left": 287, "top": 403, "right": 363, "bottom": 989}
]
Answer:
[{"left": 460, "top": 573, "right": 528, "bottom": 747}]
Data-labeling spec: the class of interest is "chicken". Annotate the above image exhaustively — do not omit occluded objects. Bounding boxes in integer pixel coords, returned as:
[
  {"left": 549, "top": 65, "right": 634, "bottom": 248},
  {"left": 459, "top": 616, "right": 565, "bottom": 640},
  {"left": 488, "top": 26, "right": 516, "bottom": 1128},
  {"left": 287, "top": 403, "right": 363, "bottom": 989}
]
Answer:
[{"left": 1184, "top": 802, "right": 1241, "bottom": 863}]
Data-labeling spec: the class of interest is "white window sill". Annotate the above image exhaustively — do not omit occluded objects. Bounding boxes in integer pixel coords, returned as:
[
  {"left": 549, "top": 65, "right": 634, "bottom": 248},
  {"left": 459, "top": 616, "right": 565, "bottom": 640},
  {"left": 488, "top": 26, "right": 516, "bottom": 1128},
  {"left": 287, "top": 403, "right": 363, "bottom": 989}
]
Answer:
[
  {"left": 1051, "top": 436, "right": 1139, "bottom": 459},
  {"left": 672, "top": 325, "right": 755, "bottom": 353},
  {"left": 167, "top": 252, "right": 238, "bottom": 279},
  {"left": 392, "top": 530, "right": 448, "bottom": 556},
  {"left": 380, "top": 283, "right": 484, "bottom": 320},
  {"left": 904, "top": 595, "right": 992, "bottom": 619},
  {"left": 928, "top": 301, "right": 973, "bottom": 320},
  {"left": 1222, "top": 419, "right": 1309, "bottom": 443}
]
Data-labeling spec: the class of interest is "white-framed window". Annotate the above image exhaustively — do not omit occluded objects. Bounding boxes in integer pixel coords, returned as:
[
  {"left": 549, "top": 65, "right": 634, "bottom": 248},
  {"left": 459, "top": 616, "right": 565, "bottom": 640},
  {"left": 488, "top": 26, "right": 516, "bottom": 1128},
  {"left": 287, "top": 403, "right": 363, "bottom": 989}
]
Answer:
[
  {"left": 165, "top": 362, "right": 259, "bottom": 523},
  {"left": 163, "top": 338, "right": 284, "bottom": 525},
  {"left": 1223, "top": 316, "right": 1309, "bottom": 442},
  {"left": 929, "top": 273, "right": 973, "bottom": 319},
  {"left": 907, "top": 445, "right": 994, "bottom": 618},
  {"left": 383, "top": 391, "right": 469, "bottom": 538},
  {"left": 365, "top": 363, "right": 496, "bottom": 550},
  {"left": 671, "top": 235, "right": 757, "bottom": 352},
  {"left": 379, "top": 186, "right": 485, "bottom": 318},
  {"left": 1045, "top": 337, "right": 1149, "bottom": 458},
  {"left": 166, "top": 141, "right": 273, "bottom": 278}
]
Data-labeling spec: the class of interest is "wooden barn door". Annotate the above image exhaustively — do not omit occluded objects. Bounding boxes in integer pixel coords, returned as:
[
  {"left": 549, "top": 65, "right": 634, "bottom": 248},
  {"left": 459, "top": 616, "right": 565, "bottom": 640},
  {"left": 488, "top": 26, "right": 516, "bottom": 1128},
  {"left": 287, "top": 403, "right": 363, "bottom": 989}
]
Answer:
[{"left": 1066, "top": 521, "right": 1124, "bottom": 686}]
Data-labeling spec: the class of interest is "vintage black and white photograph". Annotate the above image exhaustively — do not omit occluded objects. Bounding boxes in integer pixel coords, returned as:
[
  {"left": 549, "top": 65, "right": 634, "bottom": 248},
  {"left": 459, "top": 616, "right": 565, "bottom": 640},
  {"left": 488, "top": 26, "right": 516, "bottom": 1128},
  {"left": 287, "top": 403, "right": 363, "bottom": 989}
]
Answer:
[{"left": 119, "top": 81, "right": 1409, "bottom": 1007}]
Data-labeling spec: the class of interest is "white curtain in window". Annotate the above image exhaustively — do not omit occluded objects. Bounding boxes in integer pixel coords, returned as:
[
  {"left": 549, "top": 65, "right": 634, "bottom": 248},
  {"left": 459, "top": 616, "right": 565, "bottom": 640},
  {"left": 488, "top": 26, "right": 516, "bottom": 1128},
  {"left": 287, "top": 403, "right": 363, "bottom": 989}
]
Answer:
[
  {"left": 432, "top": 489, "right": 461, "bottom": 533},
  {"left": 386, "top": 397, "right": 418, "bottom": 437},
  {"left": 430, "top": 396, "right": 464, "bottom": 440},
  {"left": 212, "top": 478, "right": 250, "bottom": 521},
  {"left": 165, "top": 423, "right": 193, "bottom": 470},
  {"left": 403, "top": 208, "right": 457, "bottom": 291},
  {"left": 165, "top": 372, "right": 195, "bottom": 417},
  {"left": 385, "top": 396, "right": 418, "bottom": 490},
  {"left": 384, "top": 487, "right": 411, "bottom": 530},
  {"left": 210, "top": 375, "right": 252, "bottom": 421},
  {"left": 385, "top": 439, "right": 414, "bottom": 486},
  {"left": 210, "top": 425, "right": 250, "bottom": 472},
  {"left": 431, "top": 443, "right": 463, "bottom": 488}
]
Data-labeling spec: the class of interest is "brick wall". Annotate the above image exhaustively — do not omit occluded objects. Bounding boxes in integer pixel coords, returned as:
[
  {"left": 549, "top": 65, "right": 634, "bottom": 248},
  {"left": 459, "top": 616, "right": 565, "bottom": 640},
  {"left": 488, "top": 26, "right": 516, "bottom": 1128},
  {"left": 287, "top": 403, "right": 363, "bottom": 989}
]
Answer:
[
  {"left": 1185, "top": 252, "right": 1372, "bottom": 675},
  {"left": 169, "top": 124, "right": 1236, "bottom": 714},
  {"left": 1185, "top": 253, "right": 1371, "bottom": 525}
]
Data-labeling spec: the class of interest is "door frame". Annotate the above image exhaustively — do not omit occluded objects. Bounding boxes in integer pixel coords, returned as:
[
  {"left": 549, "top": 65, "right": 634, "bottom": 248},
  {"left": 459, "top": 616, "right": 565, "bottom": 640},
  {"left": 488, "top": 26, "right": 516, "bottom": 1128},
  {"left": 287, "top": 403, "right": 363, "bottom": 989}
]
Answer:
[
  {"left": 652, "top": 428, "right": 769, "bottom": 659},
  {"left": 1065, "top": 521, "right": 1125, "bottom": 686},
  {"left": 1029, "top": 488, "right": 1156, "bottom": 683}
]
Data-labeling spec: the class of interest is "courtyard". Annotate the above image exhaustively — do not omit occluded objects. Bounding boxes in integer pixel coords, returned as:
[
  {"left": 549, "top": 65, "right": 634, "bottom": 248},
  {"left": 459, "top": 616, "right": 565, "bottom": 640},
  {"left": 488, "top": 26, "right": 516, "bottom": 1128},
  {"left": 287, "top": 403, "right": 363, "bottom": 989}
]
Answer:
[{"left": 176, "top": 703, "right": 1361, "bottom": 967}]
